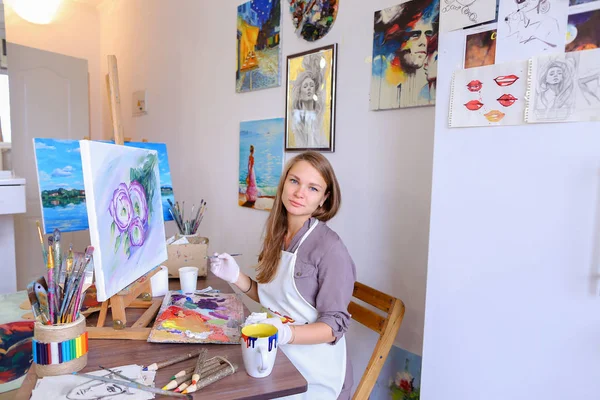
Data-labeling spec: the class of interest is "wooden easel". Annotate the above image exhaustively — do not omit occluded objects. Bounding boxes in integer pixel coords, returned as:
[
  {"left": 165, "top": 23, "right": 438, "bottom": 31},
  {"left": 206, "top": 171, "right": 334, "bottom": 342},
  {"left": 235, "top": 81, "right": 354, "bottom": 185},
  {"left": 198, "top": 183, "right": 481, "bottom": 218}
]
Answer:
[{"left": 86, "top": 55, "right": 162, "bottom": 340}]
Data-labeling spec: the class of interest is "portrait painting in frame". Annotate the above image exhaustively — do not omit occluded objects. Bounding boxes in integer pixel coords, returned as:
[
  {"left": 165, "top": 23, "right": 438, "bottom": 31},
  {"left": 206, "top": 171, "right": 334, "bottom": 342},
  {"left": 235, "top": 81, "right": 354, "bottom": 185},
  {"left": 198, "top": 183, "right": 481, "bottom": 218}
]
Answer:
[{"left": 285, "top": 43, "right": 337, "bottom": 152}]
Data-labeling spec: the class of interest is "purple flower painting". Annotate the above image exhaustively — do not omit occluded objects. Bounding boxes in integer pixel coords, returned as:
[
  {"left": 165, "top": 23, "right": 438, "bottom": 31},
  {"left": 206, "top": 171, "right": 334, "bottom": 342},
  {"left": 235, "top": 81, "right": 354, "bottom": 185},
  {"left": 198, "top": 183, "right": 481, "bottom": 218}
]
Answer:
[
  {"left": 109, "top": 180, "right": 149, "bottom": 256},
  {"left": 80, "top": 141, "right": 167, "bottom": 301}
]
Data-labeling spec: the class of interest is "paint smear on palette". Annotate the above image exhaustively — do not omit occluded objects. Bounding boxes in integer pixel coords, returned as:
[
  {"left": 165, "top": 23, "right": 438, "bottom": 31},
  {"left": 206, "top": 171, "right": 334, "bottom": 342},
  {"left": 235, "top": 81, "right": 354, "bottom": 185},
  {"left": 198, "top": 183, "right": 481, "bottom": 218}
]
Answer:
[
  {"left": 0, "top": 322, "right": 34, "bottom": 385},
  {"left": 147, "top": 292, "right": 244, "bottom": 344}
]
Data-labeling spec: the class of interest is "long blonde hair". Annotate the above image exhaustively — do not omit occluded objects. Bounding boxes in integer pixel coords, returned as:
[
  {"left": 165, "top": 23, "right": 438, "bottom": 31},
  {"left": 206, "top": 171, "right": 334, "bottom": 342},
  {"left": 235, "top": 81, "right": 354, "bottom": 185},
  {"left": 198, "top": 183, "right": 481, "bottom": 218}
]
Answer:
[{"left": 256, "top": 151, "right": 341, "bottom": 283}]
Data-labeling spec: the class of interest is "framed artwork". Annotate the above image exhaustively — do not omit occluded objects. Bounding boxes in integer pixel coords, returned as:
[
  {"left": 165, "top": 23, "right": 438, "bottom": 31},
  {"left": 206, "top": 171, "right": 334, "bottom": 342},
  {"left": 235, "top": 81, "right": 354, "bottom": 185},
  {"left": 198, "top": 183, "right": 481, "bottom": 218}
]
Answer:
[
  {"left": 287, "top": 0, "right": 339, "bottom": 42},
  {"left": 236, "top": 0, "right": 281, "bottom": 93},
  {"left": 80, "top": 141, "right": 167, "bottom": 301},
  {"left": 370, "top": 0, "right": 440, "bottom": 110},
  {"left": 239, "top": 118, "right": 285, "bottom": 211},
  {"left": 285, "top": 44, "right": 337, "bottom": 152}
]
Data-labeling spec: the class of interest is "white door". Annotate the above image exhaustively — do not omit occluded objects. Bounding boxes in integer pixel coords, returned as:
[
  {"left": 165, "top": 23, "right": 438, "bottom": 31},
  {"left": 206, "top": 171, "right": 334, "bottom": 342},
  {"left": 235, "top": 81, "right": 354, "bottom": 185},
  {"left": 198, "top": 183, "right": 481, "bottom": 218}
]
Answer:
[{"left": 9, "top": 43, "right": 90, "bottom": 290}]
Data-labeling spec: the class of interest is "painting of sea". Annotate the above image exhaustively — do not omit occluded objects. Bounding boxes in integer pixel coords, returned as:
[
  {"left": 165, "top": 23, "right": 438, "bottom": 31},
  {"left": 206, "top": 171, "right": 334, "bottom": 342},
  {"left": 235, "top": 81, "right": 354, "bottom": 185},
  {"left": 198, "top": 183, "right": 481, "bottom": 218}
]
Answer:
[
  {"left": 80, "top": 141, "right": 167, "bottom": 301},
  {"left": 147, "top": 291, "right": 244, "bottom": 344},
  {"left": 239, "top": 118, "right": 285, "bottom": 211}
]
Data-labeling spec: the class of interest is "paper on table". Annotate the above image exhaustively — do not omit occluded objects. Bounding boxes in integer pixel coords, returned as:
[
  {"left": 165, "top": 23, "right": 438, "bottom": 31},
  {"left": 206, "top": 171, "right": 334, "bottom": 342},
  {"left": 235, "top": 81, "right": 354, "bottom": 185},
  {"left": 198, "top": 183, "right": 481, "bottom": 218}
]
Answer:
[{"left": 31, "top": 364, "right": 155, "bottom": 400}]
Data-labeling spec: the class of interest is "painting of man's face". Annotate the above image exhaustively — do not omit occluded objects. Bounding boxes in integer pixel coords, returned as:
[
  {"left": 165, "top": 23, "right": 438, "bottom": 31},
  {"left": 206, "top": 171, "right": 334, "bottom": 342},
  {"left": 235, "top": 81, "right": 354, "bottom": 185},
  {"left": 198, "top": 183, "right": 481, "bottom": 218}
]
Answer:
[
  {"left": 400, "top": 20, "right": 434, "bottom": 70},
  {"left": 370, "top": 0, "right": 440, "bottom": 110}
]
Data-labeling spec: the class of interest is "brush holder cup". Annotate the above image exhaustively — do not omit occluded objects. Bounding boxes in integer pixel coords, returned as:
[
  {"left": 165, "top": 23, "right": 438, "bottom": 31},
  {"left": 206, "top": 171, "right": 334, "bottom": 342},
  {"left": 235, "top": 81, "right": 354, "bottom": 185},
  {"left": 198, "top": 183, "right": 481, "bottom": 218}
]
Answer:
[{"left": 33, "top": 315, "right": 88, "bottom": 377}]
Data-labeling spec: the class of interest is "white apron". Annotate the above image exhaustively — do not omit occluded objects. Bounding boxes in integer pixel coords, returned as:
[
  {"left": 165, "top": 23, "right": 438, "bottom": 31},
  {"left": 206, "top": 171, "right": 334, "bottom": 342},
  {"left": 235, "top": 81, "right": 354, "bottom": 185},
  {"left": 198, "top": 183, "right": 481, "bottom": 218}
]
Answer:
[{"left": 258, "top": 220, "right": 347, "bottom": 399}]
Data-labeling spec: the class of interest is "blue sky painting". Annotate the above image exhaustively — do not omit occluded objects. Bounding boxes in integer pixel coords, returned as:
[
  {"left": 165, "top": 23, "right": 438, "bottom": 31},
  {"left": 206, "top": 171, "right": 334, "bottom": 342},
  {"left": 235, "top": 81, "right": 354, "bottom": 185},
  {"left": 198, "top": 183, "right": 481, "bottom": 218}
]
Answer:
[
  {"left": 33, "top": 139, "right": 174, "bottom": 234},
  {"left": 371, "top": 345, "right": 422, "bottom": 400}
]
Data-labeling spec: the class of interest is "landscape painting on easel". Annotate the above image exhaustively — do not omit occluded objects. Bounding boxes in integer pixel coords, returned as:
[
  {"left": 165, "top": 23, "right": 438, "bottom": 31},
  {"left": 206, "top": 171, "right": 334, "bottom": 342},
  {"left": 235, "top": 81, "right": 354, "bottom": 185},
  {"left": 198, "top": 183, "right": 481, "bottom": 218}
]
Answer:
[
  {"left": 33, "top": 139, "right": 88, "bottom": 233},
  {"left": 147, "top": 291, "right": 244, "bottom": 344},
  {"left": 80, "top": 141, "right": 167, "bottom": 301},
  {"left": 33, "top": 139, "right": 175, "bottom": 234},
  {"left": 239, "top": 118, "right": 284, "bottom": 211},
  {"left": 236, "top": 0, "right": 281, "bottom": 92}
]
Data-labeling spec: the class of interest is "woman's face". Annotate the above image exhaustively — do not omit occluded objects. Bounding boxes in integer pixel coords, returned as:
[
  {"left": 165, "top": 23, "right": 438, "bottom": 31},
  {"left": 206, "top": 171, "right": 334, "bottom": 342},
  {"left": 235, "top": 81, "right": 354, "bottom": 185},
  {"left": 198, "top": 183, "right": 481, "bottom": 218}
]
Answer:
[
  {"left": 545, "top": 66, "right": 563, "bottom": 85},
  {"left": 300, "top": 77, "right": 316, "bottom": 102},
  {"left": 282, "top": 160, "right": 328, "bottom": 219}
]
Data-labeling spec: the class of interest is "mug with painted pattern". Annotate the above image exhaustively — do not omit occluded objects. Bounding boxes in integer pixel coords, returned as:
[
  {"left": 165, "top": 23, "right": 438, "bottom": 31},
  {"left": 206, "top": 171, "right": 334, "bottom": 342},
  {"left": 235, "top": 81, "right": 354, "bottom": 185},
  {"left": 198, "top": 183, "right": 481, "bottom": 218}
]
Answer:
[{"left": 241, "top": 323, "right": 278, "bottom": 378}]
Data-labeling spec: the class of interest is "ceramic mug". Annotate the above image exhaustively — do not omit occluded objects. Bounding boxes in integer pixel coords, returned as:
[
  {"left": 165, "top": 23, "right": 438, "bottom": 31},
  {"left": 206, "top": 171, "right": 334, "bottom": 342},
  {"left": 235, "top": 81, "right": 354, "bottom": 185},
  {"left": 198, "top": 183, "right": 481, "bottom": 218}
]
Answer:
[{"left": 241, "top": 323, "right": 278, "bottom": 378}]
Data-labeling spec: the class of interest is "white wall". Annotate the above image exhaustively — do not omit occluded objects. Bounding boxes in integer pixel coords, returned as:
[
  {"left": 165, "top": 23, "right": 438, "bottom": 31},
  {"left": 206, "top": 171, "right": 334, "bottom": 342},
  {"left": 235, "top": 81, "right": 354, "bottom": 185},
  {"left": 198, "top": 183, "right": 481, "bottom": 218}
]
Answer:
[
  {"left": 98, "top": 0, "right": 434, "bottom": 388},
  {"left": 422, "top": 21, "right": 600, "bottom": 400},
  {"left": 4, "top": 0, "right": 102, "bottom": 139}
]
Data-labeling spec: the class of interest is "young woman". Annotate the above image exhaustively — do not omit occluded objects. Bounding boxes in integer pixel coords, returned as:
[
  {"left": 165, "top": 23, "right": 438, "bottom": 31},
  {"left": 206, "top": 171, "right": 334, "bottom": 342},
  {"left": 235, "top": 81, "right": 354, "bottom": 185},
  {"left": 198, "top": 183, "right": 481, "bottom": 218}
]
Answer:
[{"left": 210, "top": 151, "right": 356, "bottom": 399}]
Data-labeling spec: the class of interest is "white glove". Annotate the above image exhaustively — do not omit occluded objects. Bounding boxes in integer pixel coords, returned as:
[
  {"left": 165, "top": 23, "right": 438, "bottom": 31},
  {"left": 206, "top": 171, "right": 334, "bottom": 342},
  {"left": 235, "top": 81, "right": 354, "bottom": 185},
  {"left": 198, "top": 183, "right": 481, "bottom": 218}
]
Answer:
[
  {"left": 209, "top": 253, "right": 240, "bottom": 284},
  {"left": 260, "top": 317, "right": 293, "bottom": 345}
]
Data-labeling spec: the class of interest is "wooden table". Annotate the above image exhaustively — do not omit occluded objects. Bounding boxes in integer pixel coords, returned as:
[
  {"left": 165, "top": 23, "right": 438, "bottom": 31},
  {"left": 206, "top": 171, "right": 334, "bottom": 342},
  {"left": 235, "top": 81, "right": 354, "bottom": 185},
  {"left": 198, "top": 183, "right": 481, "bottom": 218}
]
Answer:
[{"left": 15, "top": 274, "right": 307, "bottom": 399}]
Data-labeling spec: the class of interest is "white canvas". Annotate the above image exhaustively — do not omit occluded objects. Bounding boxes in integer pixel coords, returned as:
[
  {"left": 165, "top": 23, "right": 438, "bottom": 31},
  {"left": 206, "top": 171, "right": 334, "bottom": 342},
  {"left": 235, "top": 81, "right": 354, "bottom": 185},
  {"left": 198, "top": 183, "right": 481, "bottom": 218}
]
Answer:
[
  {"left": 440, "top": 0, "right": 498, "bottom": 32},
  {"left": 80, "top": 141, "right": 167, "bottom": 301},
  {"left": 450, "top": 60, "right": 528, "bottom": 127},
  {"left": 496, "top": 0, "right": 569, "bottom": 63},
  {"left": 526, "top": 49, "right": 600, "bottom": 123}
]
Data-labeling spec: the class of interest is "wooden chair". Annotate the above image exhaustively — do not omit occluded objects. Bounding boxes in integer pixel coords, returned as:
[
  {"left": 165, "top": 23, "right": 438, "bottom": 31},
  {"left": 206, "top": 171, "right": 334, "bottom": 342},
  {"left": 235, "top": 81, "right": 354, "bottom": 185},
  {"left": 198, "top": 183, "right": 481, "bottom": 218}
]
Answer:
[{"left": 349, "top": 282, "right": 406, "bottom": 400}]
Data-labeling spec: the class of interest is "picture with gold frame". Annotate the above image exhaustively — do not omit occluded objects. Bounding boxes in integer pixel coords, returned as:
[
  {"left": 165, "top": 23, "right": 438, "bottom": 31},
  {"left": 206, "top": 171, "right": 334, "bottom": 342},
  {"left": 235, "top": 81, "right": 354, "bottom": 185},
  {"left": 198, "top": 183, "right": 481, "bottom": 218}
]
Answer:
[{"left": 285, "top": 44, "right": 337, "bottom": 152}]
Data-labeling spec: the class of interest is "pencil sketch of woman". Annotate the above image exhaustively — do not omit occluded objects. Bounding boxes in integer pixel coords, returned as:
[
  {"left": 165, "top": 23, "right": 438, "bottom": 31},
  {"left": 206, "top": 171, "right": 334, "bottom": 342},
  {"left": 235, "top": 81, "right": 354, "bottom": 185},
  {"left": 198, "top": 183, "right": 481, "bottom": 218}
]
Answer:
[
  {"left": 245, "top": 145, "right": 258, "bottom": 204},
  {"left": 290, "top": 55, "right": 327, "bottom": 148},
  {"left": 535, "top": 58, "right": 576, "bottom": 120}
]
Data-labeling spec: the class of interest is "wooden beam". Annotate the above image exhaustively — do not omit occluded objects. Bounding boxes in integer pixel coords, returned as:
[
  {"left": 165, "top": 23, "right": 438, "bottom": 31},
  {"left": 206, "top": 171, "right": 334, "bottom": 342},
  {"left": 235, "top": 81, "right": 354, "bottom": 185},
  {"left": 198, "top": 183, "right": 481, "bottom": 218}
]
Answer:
[
  {"left": 352, "top": 281, "right": 394, "bottom": 313},
  {"left": 107, "top": 55, "right": 124, "bottom": 145}
]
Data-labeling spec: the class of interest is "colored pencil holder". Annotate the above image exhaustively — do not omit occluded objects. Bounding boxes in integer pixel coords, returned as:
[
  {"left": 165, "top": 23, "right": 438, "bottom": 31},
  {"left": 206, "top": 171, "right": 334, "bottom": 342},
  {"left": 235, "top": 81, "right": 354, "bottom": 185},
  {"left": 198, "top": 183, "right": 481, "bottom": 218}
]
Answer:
[{"left": 33, "top": 315, "right": 88, "bottom": 377}]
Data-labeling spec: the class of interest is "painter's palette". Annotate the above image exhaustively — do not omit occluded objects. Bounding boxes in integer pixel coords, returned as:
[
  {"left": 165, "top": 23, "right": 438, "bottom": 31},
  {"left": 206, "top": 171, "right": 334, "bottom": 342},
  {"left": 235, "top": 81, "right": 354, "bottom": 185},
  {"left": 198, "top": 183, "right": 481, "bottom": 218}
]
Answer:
[{"left": 147, "top": 291, "right": 244, "bottom": 344}]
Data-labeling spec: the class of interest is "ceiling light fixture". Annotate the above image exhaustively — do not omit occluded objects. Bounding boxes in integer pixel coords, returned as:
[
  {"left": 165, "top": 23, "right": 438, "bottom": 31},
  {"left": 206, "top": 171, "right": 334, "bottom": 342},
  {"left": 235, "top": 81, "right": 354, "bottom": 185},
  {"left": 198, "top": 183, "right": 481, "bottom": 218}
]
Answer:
[{"left": 8, "top": 0, "right": 63, "bottom": 25}]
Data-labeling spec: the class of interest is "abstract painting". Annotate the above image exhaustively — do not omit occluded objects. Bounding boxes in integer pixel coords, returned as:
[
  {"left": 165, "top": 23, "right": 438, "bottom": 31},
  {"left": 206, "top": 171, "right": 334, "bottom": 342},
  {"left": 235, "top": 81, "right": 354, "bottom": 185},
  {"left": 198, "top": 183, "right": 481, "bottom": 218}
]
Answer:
[
  {"left": 33, "top": 139, "right": 175, "bottom": 234},
  {"left": 526, "top": 48, "right": 600, "bottom": 123},
  {"left": 285, "top": 44, "right": 337, "bottom": 151},
  {"left": 239, "top": 118, "right": 284, "bottom": 211},
  {"left": 147, "top": 291, "right": 244, "bottom": 344},
  {"left": 80, "top": 141, "right": 167, "bottom": 301},
  {"left": 464, "top": 29, "right": 497, "bottom": 69},
  {"left": 0, "top": 291, "right": 34, "bottom": 393},
  {"left": 371, "top": 346, "right": 422, "bottom": 400},
  {"left": 495, "top": 0, "right": 569, "bottom": 63},
  {"left": 236, "top": 0, "right": 281, "bottom": 93},
  {"left": 450, "top": 60, "right": 528, "bottom": 127},
  {"left": 440, "top": 0, "right": 497, "bottom": 32},
  {"left": 288, "top": 0, "right": 339, "bottom": 42},
  {"left": 370, "top": 0, "right": 440, "bottom": 110},
  {"left": 566, "top": 9, "right": 600, "bottom": 53}
]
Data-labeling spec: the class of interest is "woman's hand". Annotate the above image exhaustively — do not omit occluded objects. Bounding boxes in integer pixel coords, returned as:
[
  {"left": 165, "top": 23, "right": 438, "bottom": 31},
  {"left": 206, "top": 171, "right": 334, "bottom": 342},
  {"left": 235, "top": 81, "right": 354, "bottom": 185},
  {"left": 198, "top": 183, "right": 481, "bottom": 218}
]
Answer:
[
  {"left": 260, "top": 317, "right": 293, "bottom": 345},
  {"left": 209, "top": 253, "right": 240, "bottom": 284}
]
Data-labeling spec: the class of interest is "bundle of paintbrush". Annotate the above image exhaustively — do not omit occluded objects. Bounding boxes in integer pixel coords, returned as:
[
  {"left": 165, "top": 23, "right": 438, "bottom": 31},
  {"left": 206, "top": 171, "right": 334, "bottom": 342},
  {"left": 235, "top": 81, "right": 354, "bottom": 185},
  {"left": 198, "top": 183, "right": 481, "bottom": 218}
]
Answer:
[
  {"left": 167, "top": 199, "right": 207, "bottom": 236},
  {"left": 27, "top": 222, "right": 95, "bottom": 325}
]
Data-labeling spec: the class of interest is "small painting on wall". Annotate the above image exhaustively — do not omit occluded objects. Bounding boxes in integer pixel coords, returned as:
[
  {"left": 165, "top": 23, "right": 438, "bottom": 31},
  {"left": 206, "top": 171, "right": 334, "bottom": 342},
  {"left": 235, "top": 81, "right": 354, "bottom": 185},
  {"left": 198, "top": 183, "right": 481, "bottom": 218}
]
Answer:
[
  {"left": 464, "top": 29, "right": 497, "bottom": 69},
  {"left": 239, "top": 118, "right": 284, "bottom": 211},
  {"left": 566, "top": 9, "right": 600, "bottom": 53},
  {"left": 236, "top": 0, "right": 281, "bottom": 93},
  {"left": 370, "top": 0, "right": 440, "bottom": 110},
  {"left": 80, "top": 141, "right": 167, "bottom": 301},
  {"left": 287, "top": 0, "right": 339, "bottom": 42},
  {"left": 371, "top": 345, "right": 422, "bottom": 400},
  {"left": 285, "top": 44, "right": 337, "bottom": 152}
]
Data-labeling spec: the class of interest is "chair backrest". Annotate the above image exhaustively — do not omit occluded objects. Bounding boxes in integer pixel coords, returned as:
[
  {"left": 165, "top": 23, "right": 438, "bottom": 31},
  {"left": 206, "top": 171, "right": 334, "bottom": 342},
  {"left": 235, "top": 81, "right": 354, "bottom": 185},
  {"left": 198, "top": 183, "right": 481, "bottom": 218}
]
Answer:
[{"left": 348, "top": 281, "right": 406, "bottom": 400}]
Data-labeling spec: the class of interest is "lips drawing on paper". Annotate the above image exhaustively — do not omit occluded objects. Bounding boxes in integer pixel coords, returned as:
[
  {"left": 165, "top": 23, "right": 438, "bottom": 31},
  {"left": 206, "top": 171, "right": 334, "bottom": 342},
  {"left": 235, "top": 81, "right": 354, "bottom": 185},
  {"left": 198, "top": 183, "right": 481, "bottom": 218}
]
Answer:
[{"left": 449, "top": 61, "right": 528, "bottom": 127}]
